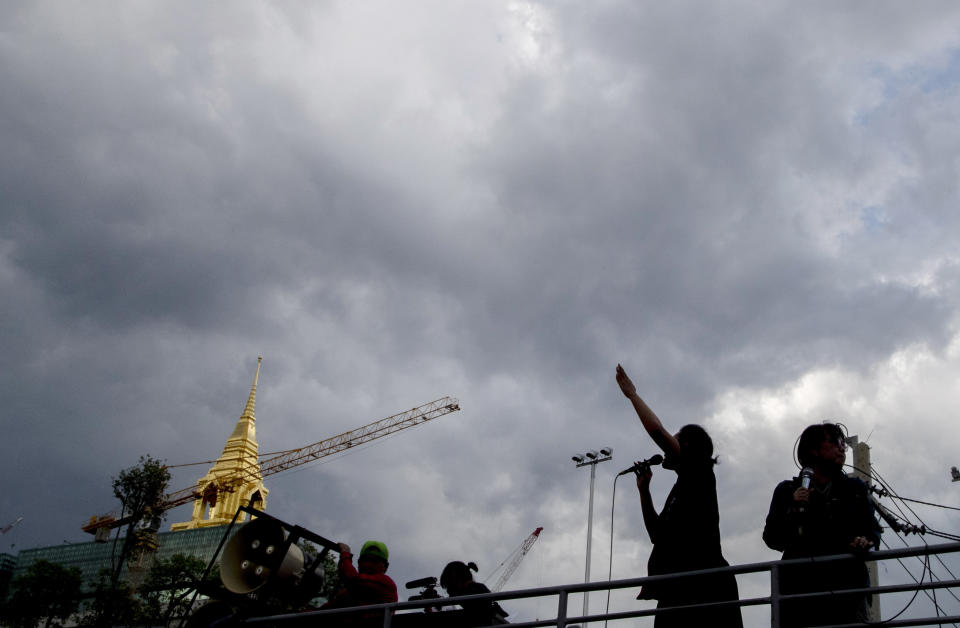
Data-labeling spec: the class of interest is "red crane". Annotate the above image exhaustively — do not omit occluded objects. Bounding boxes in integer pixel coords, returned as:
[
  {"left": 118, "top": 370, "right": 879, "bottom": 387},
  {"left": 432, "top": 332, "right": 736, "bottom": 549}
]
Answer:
[{"left": 487, "top": 527, "right": 543, "bottom": 592}]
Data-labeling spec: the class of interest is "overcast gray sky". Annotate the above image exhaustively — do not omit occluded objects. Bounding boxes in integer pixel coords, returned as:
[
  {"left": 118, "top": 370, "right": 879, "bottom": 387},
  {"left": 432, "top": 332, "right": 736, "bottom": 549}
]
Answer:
[{"left": 3, "top": 1, "right": 960, "bottom": 624}]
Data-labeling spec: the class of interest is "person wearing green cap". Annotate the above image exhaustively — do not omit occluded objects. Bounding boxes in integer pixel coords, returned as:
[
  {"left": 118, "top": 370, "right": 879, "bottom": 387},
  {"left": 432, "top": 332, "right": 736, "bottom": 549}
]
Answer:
[{"left": 321, "top": 539, "right": 398, "bottom": 618}]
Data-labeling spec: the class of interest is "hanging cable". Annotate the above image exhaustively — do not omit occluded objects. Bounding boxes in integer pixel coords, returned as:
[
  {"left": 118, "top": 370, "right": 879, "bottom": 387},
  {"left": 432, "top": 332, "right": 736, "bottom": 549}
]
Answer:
[
  {"left": 603, "top": 473, "right": 624, "bottom": 628},
  {"left": 885, "top": 535, "right": 948, "bottom": 612},
  {"left": 849, "top": 471, "right": 960, "bottom": 513},
  {"left": 924, "top": 528, "right": 960, "bottom": 543},
  {"left": 877, "top": 520, "right": 959, "bottom": 623},
  {"left": 932, "top": 576, "right": 942, "bottom": 625},
  {"left": 870, "top": 469, "right": 959, "bottom": 563},
  {"left": 865, "top": 494, "right": 948, "bottom": 622},
  {"left": 164, "top": 448, "right": 301, "bottom": 469},
  {"left": 864, "top": 463, "right": 960, "bottom": 621},
  {"left": 870, "top": 465, "right": 960, "bottom": 558},
  {"left": 847, "top": 464, "right": 926, "bottom": 539},
  {"left": 849, "top": 464, "right": 943, "bottom": 539},
  {"left": 869, "top": 464, "right": 960, "bottom": 522},
  {"left": 864, "top": 549, "right": 932, "bottom": 625},
  {"left": 893, "top": 496, "right": 960, "bottom": 512}
]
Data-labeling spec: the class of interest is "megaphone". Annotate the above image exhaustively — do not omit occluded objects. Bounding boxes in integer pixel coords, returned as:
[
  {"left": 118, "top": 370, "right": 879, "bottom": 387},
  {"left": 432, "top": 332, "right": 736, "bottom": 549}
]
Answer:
[{"left": 221, "top": 517, "right": 307, "bottom": 594}]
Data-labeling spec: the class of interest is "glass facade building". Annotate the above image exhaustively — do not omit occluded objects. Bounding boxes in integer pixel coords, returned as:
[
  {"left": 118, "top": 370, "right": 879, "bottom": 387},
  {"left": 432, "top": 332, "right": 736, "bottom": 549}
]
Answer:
[
  {"left": 8, "top": 526, "right": 231, "bottom": 594},
  {"left": 0, "top": 553, "right": 16, "bottom": 600}
]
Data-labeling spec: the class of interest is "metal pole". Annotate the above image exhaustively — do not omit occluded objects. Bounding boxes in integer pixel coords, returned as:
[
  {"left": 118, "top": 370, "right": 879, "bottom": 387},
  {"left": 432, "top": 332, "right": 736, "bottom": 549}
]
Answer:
[
  {"left": 852, "top": 438, "right": 880, "bottom": 621},
  {"left": 572, "top": 448, "right": 611, "bottom": 621},
  {"left": 584, "top": 462, "right": 596, "bottom": 617},
  {"left": 769, "top": 562, "right": 781, "bottom": 628},
  {"left": 557, "top": 589, "right": 569, "bottom": 628}
]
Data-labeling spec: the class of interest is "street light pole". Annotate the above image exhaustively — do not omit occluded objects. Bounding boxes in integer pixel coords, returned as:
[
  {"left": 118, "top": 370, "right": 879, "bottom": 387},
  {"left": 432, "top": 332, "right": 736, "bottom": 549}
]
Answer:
[
  {"left": 585, "top": 461, "right": 596, "bottom": 589},
  {"left": 572, "top": 447, "right": 613, "bottom": 619}
]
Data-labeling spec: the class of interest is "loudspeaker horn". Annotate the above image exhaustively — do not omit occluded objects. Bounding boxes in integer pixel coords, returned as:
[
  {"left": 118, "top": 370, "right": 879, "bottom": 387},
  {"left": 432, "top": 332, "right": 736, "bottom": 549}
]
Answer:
[{"left": 221, "top": 517, "right": 305, "bottom": 594}]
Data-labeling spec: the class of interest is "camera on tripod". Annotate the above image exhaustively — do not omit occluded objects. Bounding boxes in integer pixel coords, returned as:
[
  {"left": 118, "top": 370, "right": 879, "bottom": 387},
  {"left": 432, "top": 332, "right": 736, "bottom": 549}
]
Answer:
[{"left": 406, "top": 576, "right": 441, "bottom": 601}]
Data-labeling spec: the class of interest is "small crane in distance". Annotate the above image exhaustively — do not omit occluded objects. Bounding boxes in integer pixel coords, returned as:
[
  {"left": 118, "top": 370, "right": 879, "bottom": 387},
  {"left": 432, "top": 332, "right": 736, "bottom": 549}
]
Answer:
[{"left": 487, "top": 527, "right": 543, "bottom": 592}]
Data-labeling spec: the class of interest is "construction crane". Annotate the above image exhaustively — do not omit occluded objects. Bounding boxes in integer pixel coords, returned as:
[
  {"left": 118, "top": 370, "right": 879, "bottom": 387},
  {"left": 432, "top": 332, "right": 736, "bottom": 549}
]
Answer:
[
  {"left": 1, "top": 517, "right": 23, "bottom": 535},
  {"left": 82, "top": 396, "right": 460, "bottom": 534},
  {"left": 487, "top": 527, "right": 543, "bottom": 592}
]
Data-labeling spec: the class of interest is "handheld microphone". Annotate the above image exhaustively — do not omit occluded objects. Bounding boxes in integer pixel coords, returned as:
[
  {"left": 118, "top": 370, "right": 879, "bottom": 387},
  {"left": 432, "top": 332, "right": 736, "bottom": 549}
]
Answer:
[
  {"left": 798, "top": 467, "right": 814, "bottom": 514},
  {"left": 617, "top": 454, "right": 664, "bottom": 476}
]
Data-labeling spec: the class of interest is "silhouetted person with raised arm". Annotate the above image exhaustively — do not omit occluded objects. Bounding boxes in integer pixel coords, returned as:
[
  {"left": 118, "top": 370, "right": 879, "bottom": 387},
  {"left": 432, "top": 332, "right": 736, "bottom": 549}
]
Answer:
[
  {"left": 616, "top": 364, "right": 742, "bottom": 628},
  {"left": 321, "top": 541, "right": 398, "bottom": 626},
  {"left": 763, "top": 423, "right": 882, "bottom": 627}
]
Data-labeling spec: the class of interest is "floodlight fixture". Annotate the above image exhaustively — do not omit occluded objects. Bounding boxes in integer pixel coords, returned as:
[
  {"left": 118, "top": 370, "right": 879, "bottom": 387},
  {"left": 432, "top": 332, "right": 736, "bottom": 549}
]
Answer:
[
  {"left": 585, "top": 450, "right": 598, "bottom": 459},
  {"left": 599, "top": 447, "right": 613, "bottom": 457},
  {"left": 572, "top": 455, "right": 585, "bottom": 464}
]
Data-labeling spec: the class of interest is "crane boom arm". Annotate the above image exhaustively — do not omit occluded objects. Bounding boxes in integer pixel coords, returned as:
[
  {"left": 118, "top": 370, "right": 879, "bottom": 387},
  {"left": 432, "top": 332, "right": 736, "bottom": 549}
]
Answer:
[
  {"left": 259, "top": 397, "right": 460, "bottom": 476},
  {"left": 491, "top": 527, "right": 543, "bottom": 592}
]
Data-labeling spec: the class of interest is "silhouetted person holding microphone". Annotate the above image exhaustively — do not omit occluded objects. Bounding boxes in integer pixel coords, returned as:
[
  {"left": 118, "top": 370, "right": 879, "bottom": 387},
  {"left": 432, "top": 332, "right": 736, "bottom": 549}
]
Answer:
[
  {"left": 763, "top": 423, "right": 881, "bottom": 627},
  {"left": 616, "top": 364, "right": 742, "bottom": 628}
]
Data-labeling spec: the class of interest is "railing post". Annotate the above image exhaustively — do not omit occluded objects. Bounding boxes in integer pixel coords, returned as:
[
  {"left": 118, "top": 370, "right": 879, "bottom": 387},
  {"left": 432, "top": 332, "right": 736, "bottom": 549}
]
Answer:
[
  {"left": 769, "top": 562, "right": 781, "bottom": 628},
  {"left": 557, "top": 589, "right": 569, "bottom": 628},
  {"left": 382, "top": 606, "right": 392, "bottom": 628}
]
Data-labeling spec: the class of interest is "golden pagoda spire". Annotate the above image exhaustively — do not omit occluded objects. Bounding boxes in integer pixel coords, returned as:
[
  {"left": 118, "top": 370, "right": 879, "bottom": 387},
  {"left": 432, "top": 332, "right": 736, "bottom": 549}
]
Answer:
[
  {"left": 170, "top": 357, "right": 269, "bottom": 530},
  {"left": 242, "top": 356, "right": 261, "bottom": 420},
  {"left": 228, "top": 355, "right": 260, "bottom": 442}
]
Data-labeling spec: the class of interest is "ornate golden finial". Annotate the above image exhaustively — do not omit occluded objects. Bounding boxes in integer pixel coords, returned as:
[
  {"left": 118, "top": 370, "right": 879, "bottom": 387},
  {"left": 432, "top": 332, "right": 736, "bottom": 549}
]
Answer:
[{"left": 241, "top": 356, "right": 262, "bottom": 421}]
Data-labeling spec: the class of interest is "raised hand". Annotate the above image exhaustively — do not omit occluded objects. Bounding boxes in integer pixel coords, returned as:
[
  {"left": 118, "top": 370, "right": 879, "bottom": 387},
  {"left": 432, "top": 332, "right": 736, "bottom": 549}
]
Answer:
[{"left": 616, "top": 364, "right": 637, "bottom": 398}]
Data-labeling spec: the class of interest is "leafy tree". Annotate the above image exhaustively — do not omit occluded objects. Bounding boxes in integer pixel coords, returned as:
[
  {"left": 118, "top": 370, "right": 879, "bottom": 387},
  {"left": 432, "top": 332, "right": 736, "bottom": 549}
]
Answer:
[
  {"left": 297, "top": 540, "right": 339, "bottom": 605},
  {"left": 79, "top": 569, "right": 139, "bottom": 628},
  {"left": 3, "top": 559, "right": 83, "bottom": 628},
  {"left": 138, "top": 553, "right": 212, "bottom": 626},
  {"left": 111, "top": 455, "right": 170, "bottom": 585},
  {"left": 316, "top": 550, "right": 340, "bottom": 603}
]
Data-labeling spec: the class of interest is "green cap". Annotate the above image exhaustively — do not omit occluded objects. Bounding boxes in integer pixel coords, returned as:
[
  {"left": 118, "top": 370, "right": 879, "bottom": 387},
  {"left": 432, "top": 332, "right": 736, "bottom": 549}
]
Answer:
[{"left": 360, "top": 540, "right": 389, "bottom": 562}]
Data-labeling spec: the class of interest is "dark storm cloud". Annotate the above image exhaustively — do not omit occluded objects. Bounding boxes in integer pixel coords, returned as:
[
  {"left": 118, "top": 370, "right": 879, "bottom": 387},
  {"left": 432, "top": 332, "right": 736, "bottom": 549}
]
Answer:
[
  {"left": 3, "top": 3, "right": 960, "bottom": 623},
  {"left": 0, "top": 3, "right": 446, "bottom": 339},
  {"left": 457, "top": 2, "right": 960, "bottom": 405}
]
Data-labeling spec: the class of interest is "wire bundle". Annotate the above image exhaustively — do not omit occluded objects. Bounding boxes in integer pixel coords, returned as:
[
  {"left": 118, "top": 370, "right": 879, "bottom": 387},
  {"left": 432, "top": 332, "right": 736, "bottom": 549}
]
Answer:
[{"left": 849, "top": 462, "right": 960, "bottom": 625}]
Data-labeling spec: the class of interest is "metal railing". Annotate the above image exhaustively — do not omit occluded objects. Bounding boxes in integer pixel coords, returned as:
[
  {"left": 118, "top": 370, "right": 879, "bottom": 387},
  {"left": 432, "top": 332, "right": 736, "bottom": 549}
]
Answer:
[{"left": 241, "top": 542, "right": 960, "bottom": 627}]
